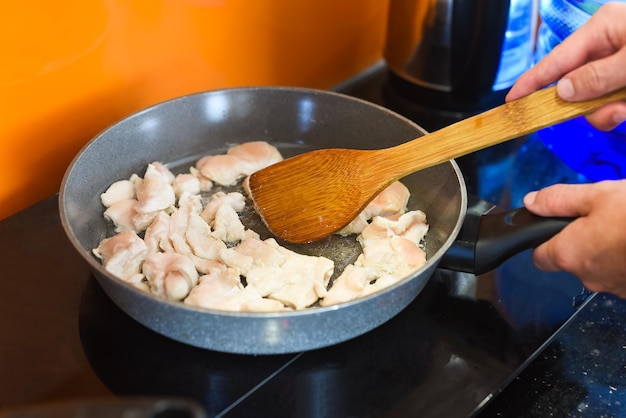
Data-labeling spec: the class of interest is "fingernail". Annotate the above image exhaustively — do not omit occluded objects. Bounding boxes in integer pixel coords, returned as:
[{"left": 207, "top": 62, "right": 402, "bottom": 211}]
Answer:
[
  {"left": 613, "top": 111, "right": 626, "bottom": 125},
  {"left": 524, "top": 191, "right": 537, "bottom": 207},
  {"left": 557, "top": 79, "right": 575, "bottom": 100}
]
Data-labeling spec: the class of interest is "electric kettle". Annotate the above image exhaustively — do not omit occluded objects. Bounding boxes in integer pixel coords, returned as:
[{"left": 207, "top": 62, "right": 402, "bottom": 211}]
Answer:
[{"left": 384, "top": 0, "right": 537, "bottom": 111}]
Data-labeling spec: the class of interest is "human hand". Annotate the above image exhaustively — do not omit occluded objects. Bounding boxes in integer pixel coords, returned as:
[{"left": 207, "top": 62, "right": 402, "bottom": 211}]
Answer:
[
  {"left": 523, "top": 180, "right": 626, "bottom": 297},
  {"left": 506, "top": 2, "right": 626, "bottom": 131}
]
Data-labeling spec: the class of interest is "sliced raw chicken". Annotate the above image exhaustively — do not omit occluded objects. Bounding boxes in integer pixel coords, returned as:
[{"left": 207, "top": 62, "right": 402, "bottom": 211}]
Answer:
[
  {"left": 267, "top": 247, "right": 334, "bottom": 309},
  {"left": 322, "top": 210, "right": 428, "bottom": 306},
  {"left": 144, "top": 211, "right": 171, "bottom": 253},
  {"left": 196, "top": 154, "right": 248, "bottom": 186},
  {"left": 356, "top": 235, "right": 426, "bottom": 279},
  {"left": 95, "top": 141, "right": 428, "bottom": 312},
  {"left": 359, "top": 210, "right": 428, "bottom": 243},
  {"left": 233, "top": 236, "right": 286, "bottom": 267},
  {"left": 93, "top": 230, "right": 149, "bottom": 289},
  {"left": 185, "top": 212, "right": 226, "bottom": 260},
  {"left": 184, "top": 268, "right": 289, "bottom": 312},
  {"left": 150, "top": 161, "right": 175, "bottom": 183},
  {"left": 166, "top": 192, "right": 203, "bottom": 254},
  {"left": 196, "top": 141, "right": 282, "bottom": 186},
  {"left": 226, "top": 141, "right": 283, "bottom": 172},
  {"left": 103, "top": 199, "right": 138, "bottom": 233},
  {"left": 143, "top": 252, "right": 199, "bottom": 301},
  {"left": 201, "top": 191, "right": 246, "bottom": 223},
  {"left": 201, "top": 192, "right": 247, "bottom": 243},
  {"left": 361, "top": 274, "right": 400, "bottom": 298},
  {"left": 189, "top": 166, "right": 213, "bottom": 192},
  {"left": 219, "top": 236, "right": 333, "bottom": 310},
  {"left": 172, "top": 173, "right": 201, "bottom": 200},
  {"left": 135, "top": 163, "right": 176, "bottom": 215},
  {"left": 320, "top": 264, "right": 377, "bottom": 306},
  {"left": 338, "top": 181, "right": 410, "bottom": 235},
  {"left": 101, "top": 179, "right": 135, "bottom": 208}
]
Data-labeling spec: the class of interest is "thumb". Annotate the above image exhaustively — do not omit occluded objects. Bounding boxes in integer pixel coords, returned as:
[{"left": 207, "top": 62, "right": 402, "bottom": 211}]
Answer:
[
  {"left": 557, "top": 47, "right": 626, "bottom": 101},
  {"left": 523, "top": 184, "right": 593, "bottom": 218}
]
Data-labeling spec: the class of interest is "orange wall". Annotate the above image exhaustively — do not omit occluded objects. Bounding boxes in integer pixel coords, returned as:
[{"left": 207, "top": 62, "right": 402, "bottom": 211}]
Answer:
[{"left": 1, "top": 0, "right": 389, "bottom": 220}]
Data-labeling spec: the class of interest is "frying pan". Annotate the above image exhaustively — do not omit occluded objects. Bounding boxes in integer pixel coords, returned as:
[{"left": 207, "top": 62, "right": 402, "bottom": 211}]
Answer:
[{"left": 60, "top": 87, "right": 567, "bottom": 355}]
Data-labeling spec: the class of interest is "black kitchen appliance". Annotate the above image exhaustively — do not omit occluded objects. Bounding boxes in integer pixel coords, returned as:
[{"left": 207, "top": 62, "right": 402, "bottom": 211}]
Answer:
[{"left": 384, "top": 0, "right": 536, "bottom": 112}]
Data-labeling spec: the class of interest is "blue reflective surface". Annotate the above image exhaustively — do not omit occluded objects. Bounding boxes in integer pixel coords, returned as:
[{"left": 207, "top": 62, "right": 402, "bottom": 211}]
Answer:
[{"left": 538, "top": 120, "right": 626, "bottom": 181}]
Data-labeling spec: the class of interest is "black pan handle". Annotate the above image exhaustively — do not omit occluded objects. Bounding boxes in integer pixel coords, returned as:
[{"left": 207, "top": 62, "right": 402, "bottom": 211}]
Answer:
[{"left": 439, "top": 201, "right": 573, "bottom": 276}]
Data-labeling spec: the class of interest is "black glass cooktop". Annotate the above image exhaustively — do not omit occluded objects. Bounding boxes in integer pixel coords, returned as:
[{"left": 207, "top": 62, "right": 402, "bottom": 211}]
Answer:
[{"left": 0, "top": 64, "right": 597, "bottom": 418}]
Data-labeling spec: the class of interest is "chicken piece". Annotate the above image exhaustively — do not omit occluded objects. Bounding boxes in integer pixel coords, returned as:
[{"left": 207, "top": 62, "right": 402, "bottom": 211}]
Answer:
[
  {"left": 320, "top": 264, "right": 377, "bottom": 306},
  {"left": 200, "top": 191, "right": 246, "bottom": 224},
  {"left": 233, "top": 236, "right": 286, "bottom": 267},
  {"left": 143, "top": 211, "right": 171, "bottom": 253},
  {"left": 195, "top": 141, "right": 283, "bottom": 186},
  {"left": 129, "top": 173, "right": 143, "bottom": 193},
  {"left": 185, "top": 212, "right": 227, "bottom": 260},
  {"left": 103, "top": 199, "right": 138, "bottom": 233},
  {"left": 132, "top": 209, "right": 161, "bottom": 233},
  {"left": 361, "top": 274, "right": 400, "bottom": 298},
  {"left": 143, "top": 252, "right": 199, "bottom": 301},
  {"left": 189, "top": 166, "right": 213, "bottom": 192},
  {"left": 356, "top": 235, "right": 426, "bottom": 279},
  {"left": 195, "top": 154, "right": 252, "bottom": 186},
  {"left": 267, "top": 247, "right": 334, "bottom": 309},
  {"left": 240, "top": 291, "right": 292, "bottom": 312},
  {"left": 183, "top": 268, "right": 242, "bottom": 309},
  {"left": 226, "top": 141, "right": 283, "bottom": 173},
  {"left": 221, "top": 236, "right": 285, "bottom": 288},
  {"left": 101, "top": 180, "right": 135, "bottom": 208},
  {"left": 359, "top": 210, "right": 428, "bottom": 243},
  {"left": 219, "top": 247, "right": 254, "bottom": 275},
  {"left": 338, "top": 181, "right": 410, "bottom": 235},
  {"left": 165, "top": 204, "right": 228, "bottom": 273},
  {"left": 369, "top": 181, "right": 410, "bottom": 216},
  {"left": 175, "top": 211, "right": 229, "bottom": 275},
  {"left": 219, "top": 236, "right": 333, "bottom": 309},
  {"left": 324, "top": 210, "right": 429, "bottom": 305},
  {"left": 211, "top": 204, "right": 246, "bottom": 243},
  {"left": 150, "top": 161, "right": 175, "bottom": 184},
  {"left": 135, "top": 163, "right": 176, "bottom": 215},
  {"left": 166, "top": 192, "right": 203, "bottom": 254},
  {"left": 102, "top": 177, "right": 166, "bottom": 233},
  {"left": 184, "top": 268, "right": 289, "bottom": 312},
  {"left": 93, "top": 230, "right": 149, "bottom": 289},
  {"left": 201, "top": 192, "right": 247, "bottom": 243},
  {"left": 172, "top": 173, "right": 201, "bottom": 200},
  {"left": 192, "top": 258, "right": 227, "bottom": 275},
  {"left": 356, "top": 211, "right": 428, "bottom": 278}
]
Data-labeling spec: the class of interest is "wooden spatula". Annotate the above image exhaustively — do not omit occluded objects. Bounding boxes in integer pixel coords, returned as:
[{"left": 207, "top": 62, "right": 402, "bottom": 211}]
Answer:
[{"left": 248, "top": 85, "right": 626, "bottom": 243}]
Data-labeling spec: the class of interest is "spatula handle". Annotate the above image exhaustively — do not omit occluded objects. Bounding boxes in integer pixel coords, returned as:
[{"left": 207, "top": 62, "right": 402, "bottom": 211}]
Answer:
[{"left": 378, "top": 85, "right": 626, "bottom": 181}]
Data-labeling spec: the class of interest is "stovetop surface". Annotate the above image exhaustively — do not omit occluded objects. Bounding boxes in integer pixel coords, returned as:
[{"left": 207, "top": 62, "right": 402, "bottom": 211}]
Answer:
[{"left": 2, "top": 64, "right": 623, "bottom": 418}]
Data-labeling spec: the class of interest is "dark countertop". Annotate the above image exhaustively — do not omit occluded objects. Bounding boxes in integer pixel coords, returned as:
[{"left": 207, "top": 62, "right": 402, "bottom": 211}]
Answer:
[
  {"left": 1, "top": 194, "right": 625, "bottom": 417},
  {"left": 1, "top": 66, "right": 625, "bottom": 417}
]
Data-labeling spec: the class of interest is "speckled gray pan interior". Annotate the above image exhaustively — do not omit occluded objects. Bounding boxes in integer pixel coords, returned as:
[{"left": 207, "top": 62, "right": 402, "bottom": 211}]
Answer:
[{"left": 59, "top": 87, "right": 467, "bottom": 354}]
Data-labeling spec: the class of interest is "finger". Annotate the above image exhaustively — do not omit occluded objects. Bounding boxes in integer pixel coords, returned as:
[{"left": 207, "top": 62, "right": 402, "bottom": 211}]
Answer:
[
  {"left": 506, "top": 42, "right": 577, "bottom": 101},
  {"left": 507, "top": 26, "right": 604, "bottom": 101},
  {"left": 531, "top": 242, "right": 560, "bottom": 272},
  {"left": 557, "top": 47, "right": 626, "bottom": 101},
  {"left": 523, "top": 184, "right": 595, "bottom": 218},
  {"left": 531, "top": 214, "right": 597, "bottom": 274},
  {"left": 585, "top": 102, "right": 626, "bottom": 130},
  {"left": 530, "top": 216, "right": 586, "bottom": 272}
]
